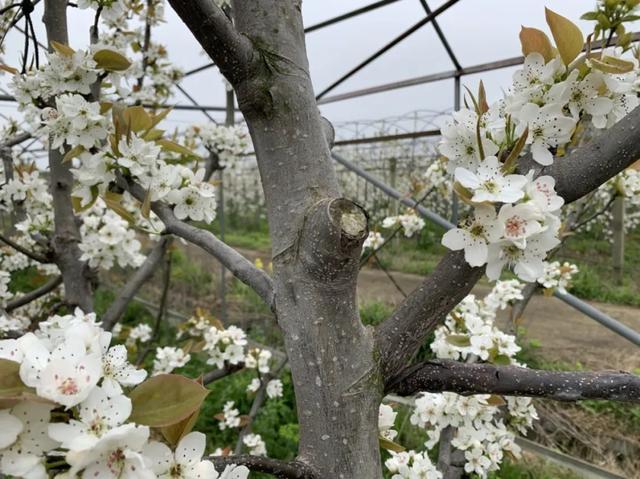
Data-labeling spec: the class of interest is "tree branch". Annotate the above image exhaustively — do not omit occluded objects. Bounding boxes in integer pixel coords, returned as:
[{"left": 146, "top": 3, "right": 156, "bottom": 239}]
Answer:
[
  {"left": 0, "top": 131, "right": 31, "bottom": 148},
  {"left": 387, "top": 359, "right": 640, "bottom": 403},
  {"left": 518, "top": 105, "right": 640, "bottom": 204},
  {"left": 5, "top": 275, "right": 62, "bottom": 312},
  {"left": 101, "top": 237, "right": 170, "bottom": 331},
  {"left": 167, "top": 0, "right": 256, "bottom": 84},
  {"left": 234, "top": 359, "right": 287, "bottom": 455},
  {"left": 210, "top": 455, "right": 320, "bottom": 479},
  {"left": 0, "top": 232, "right": 49, "bottom": 263},
  {"left": 203, "top": 362, "right": 244, "bottom": 385},
  {"left": 376, "top": 105, "right": 640, "bottom": 383},
  {"left": 116, "top": 174, "right": 275, "bottom": 309}
]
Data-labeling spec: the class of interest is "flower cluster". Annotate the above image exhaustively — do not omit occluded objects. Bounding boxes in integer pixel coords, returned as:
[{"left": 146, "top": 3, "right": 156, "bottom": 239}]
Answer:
[
  {"left": 242, "top": 434, "right": 267, "bottom": 456},
  {"left": 390, "top": 281, "right": 537, "bottom": 478},
  {"left": 0, "top": 308, "right": 249, "bottom": 479},
  {"left": 152, "top": 346, "right": 191, "bottom": 375},
  {"left": 188, "top": 124, "right": 250, "bottom": 169},
  {"left": 78, "top": 200, "right": 145, "bottom": 269},
  {"left": 385, "top": 450, "right": 442, "bottom": 479},
  {"left": 537, "top": 261, "right": 579, "bottom": 293},
  {"left": 363, "top": 231, "right": 385, "bottom": 251},
  {"left": 382, "top": 210, "right": 426, "bottom": 238},
  {"left": 203, "top": 325, "right": 247, "bottom": 369},
  {"left": 437, "top": 9, "right": 640, "bottom": 282}
]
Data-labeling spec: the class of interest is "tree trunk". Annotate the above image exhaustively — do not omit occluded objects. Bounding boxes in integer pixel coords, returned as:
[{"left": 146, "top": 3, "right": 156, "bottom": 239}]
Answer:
[
  {"left": 229, "top": 2, "right": 386, "bottom": 475},
  {"left": 43, "top": 0, "right": 94, "bottom": 313}
]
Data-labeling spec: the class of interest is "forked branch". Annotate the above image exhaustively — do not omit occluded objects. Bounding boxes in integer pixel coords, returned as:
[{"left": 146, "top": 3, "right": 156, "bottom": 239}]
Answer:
[{"left": 376, "top": 104, "right": 640, "bottom": 382}]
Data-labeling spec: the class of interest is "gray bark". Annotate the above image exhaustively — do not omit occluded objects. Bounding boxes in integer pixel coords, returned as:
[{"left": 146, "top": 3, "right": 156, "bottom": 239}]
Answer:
[
  {"left": 43, "top": 0, "right": 94, "bottom": 312},
  {"left": 388, "top": 359, "right": 640, "bottom": 402},
  {"left": 5, "top": 276, "right": 62, "bottom": 312}
]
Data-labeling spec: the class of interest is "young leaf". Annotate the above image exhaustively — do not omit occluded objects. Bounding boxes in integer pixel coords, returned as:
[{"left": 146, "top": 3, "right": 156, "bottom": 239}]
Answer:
[
  {"left": 445, "top": 334, "right": 471, "bottom": 347},
  {"left": 63, "top": 145, "right": 85, "bottom": 164},
  {"left": 591, "top": 55, "right": 635, "bottom": 73},
  {"left": 0, "top": 359, "right": 45, "bottom": 408},
  {"left": 519, "top": 26, "right": 554, "bottom": 63},
  {"left": 93, "top": 49, "right": 132, "bottom": 72},
  {"left": 100, "top": 102, "right": 113, "bottom": 115},
  {"left": 379, "top": 436, "right": 405, "bottom": 453},
  {"left": 123, "top": 106, "right": 152, "bottom": 133},
  {"left": 141, "top": 188, "right": 152, "bottom": 219},
  {"left": 502, "top": 126, "right": 528, "bottom": 173},
  {"left": 545, "top": 8, "right": 584, "bottom": 65},
  {"left": 160, "top": 408, "right": 200, "bottom": 446},
  {"left": 103, "top": 191, "right": 135, "bottom": 224},
  {"left": 478, "top": 81, "right": 489, "bottom": 114},
  {"left": 492, "top": 354, "right": 512, "bottom": 366},
  {"left": 50, "top": 41, "right": 75, "bottom": 57},
  {"left": 156, "top": 139, "right": 200, "bottom": 158},
  {"left": 129, "top": 374, "right": 210, "bottom": 427},
  {"left": 486, "top": 395, "right": 507, "bottom": 407}
]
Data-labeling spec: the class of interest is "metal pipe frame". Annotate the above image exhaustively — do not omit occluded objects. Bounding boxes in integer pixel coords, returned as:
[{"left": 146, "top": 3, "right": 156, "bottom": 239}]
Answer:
[
  {"left": 318, "top": 32, "right": 640, "bottom": 105},
  {"left": 315, "top": 0, "right": 461, "bottom": 100}
]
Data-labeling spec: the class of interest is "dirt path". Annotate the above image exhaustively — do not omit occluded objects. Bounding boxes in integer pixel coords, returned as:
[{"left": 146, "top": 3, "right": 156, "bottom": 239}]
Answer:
[
  {"left": 357, "top": 268, "right": 640, "bottom": 365},
  {"left": 185, "top": 244, "right": 640, "bottom": 366}
]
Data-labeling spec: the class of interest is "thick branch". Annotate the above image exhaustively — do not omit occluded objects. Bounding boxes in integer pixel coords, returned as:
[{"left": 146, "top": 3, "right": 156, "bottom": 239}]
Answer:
[
  {"left": 388, "top": 359, "right": 640, "bottom": 403},
  {"left": 167, "top": 0, "right": 255, "bottom": 84},
  {"left": 210, "top": 455, "right": 319, "bottom": 479},
  {"left": 518, "top": 105, "right": 640, "bottom": 204},
  {"left": 101, "top": 237, "right": 170, "bottom": 331},
  {"left": 377, "top": 105, "right": 640, "bottom": 382},
  {"left": 117, "top": 174, "right": 275, "bottom": 309},
  {"left": 5, "top": 275, "right": 62, "bottom": 312}
]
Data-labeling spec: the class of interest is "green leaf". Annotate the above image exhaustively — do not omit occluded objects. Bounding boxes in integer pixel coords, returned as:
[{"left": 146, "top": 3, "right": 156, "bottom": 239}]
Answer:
[
  {"left": 93, "top": 49, "right": 132, "bottom": 72},
  {"left": 492, "top": 354, "right": 512, "bottom": 366},
  {"left": 379, "top": 436, "right": 405, "bottom": 453},
  {"left": 446, "top": 334, "right": 471, "bottom": 347},
  {"left": 519, "top": 26, "right": 555, "bottom": 63},
  {"left": 545, "top": 8, "right": 584, "bottom": 65},
  {"left": 129, "top": 374, "right": 209, "bottom": 427},
  {"left": 580, "top": 11, "right": 600, "bottom": 21},
  {"left": 156, "top": 139, "right": 200, "bottom": 158}
]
